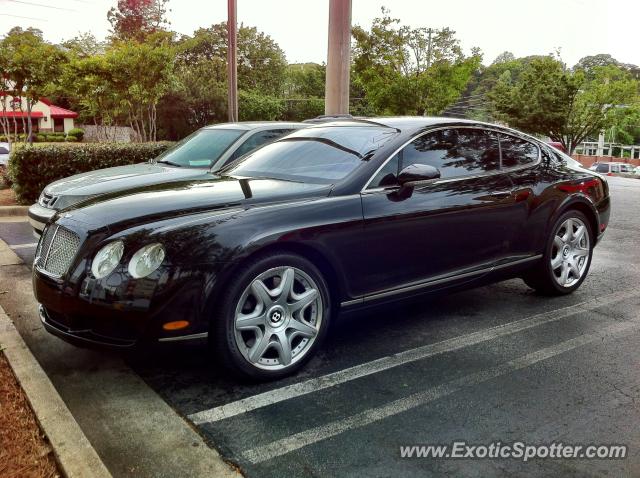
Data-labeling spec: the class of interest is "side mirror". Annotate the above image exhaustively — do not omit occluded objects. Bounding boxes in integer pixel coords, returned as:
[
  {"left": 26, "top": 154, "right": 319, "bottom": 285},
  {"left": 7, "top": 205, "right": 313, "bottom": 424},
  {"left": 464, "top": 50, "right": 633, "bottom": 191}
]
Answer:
[{"left": 397, "top": 164, "right": 441, "bottom": 186}]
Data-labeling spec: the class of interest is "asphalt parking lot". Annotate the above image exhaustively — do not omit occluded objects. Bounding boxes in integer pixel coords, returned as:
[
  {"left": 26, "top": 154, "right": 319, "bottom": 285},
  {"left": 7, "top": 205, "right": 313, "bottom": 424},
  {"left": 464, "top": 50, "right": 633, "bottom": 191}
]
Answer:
[{"left": 1, "top": 175, "right": 639, "bottom": 477}]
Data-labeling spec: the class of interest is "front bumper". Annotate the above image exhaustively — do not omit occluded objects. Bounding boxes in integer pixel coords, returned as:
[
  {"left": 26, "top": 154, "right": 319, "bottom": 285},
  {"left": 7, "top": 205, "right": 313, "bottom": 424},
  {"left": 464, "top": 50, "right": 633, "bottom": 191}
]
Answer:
[
  {"left": 33, "top": 261, "right": 212, "bottom": 349},
  {"left": 39, "top": 304, "right": 138, "bottom": 348},
  {"left": 28, "top": 203, "right": 56, "bottom": 236}
]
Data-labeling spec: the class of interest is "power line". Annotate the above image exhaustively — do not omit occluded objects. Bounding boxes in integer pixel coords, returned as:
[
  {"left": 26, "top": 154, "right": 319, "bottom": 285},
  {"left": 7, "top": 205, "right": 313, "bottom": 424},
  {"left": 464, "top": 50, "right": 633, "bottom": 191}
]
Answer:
[
  {"left": 0, "top": 12, "right": 47, "bottom": 21},
  {"left": 6, "top": 0, "right": 78, "bottom": 12}
]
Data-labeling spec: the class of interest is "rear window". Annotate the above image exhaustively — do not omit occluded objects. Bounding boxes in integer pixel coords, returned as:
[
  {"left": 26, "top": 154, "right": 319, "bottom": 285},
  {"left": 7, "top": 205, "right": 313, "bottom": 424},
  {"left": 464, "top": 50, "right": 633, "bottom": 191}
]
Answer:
[
  {"left": 0, "top": 147, "right": 8, "bottom": 154},
  {"left": 594, "top": 163, "right": 609, "bottom": 173}
]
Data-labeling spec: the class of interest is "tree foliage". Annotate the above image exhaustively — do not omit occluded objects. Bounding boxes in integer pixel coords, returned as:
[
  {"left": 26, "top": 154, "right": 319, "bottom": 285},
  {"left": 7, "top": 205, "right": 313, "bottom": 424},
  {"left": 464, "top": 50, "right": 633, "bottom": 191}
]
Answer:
[
  {"left": 108, "top": 0, "right": 169, "bottom": 42},
  {"left": 351, "top": 8, "right": 481, "bottom": 116},
  {"left": 0, "top": 27, "right": 66, "bottom": 143},
  {"left": 178, "top": 24, "right": 287, "bottom": 96},
  {"left": 491, "top": 57, "right": 638, "bottom": 152}
]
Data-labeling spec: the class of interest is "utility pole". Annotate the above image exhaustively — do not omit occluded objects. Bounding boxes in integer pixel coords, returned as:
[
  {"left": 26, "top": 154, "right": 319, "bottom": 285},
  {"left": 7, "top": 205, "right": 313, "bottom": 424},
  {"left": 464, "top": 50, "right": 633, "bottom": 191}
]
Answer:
[
  {"left": 324, "top": 0, "right": 352, "bottom": 115},
  {"left": 227, "top": 0, "right": 238, "bottom": 122}
]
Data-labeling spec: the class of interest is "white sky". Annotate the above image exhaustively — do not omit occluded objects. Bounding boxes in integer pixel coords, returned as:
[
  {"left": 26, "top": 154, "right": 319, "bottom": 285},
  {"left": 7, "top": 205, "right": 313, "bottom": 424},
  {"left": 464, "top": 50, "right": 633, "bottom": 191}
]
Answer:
[{"left": 0, "top": 0, "right": 637, "bottom": 68}]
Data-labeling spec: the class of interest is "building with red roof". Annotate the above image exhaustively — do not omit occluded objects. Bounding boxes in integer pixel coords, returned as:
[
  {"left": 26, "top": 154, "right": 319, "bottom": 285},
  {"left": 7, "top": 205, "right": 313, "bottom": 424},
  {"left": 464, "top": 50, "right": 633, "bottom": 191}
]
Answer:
[{"left": 0, "top": 94, "right": 78, "bottom": 135}]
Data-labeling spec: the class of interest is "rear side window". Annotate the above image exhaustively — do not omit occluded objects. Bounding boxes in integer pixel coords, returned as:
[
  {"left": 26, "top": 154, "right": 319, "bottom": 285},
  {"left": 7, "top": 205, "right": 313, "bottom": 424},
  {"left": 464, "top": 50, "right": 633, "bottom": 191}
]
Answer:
[
  {"left": 0, "top": 147, "right": 8, "bottom": 154},
  {"left": 500, "top": 135, "right": 539, "bottom": 168},
  {"left": 401, "top": 128, "right": 500, "bottom": 179}
]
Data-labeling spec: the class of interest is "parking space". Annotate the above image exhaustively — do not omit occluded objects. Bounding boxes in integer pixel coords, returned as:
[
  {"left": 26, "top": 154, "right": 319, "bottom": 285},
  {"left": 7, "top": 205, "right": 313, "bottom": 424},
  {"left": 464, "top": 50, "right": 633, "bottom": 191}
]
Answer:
[{"left": 2, "top": 176, "right": 639, "bottom": 476}]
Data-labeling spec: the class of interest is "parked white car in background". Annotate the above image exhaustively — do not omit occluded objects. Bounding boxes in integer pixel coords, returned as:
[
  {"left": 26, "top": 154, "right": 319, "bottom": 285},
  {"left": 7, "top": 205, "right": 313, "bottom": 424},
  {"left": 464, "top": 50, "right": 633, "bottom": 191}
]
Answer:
[
  {"left": 0, "top": 142, "right": 9, "bottom": 168},
  {"left": 589, "top": 162, "right": 633, "bottom": 175}
]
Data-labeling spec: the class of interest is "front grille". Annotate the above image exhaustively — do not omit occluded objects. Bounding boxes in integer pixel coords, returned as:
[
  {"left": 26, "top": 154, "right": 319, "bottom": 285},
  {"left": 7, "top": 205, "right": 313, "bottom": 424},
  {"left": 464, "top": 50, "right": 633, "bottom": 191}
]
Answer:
[{"left": 35, "top": 225, "right": 81, "bottom": 277}]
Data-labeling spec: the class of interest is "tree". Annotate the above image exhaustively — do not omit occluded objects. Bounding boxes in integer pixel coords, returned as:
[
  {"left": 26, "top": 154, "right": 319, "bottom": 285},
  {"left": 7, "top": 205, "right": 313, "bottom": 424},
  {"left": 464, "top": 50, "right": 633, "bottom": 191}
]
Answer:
[
  {"left": 604, "top": 105, "right": 640, "bottom": 145},
  {"left": 285, "top": 63, "right": 325, "bottom": 98},
  {"left": 61, "top": 33, "right": 106, "bottom": 58},
  {"left": 58, "top": 54, "right": 124, "bottom": 141},
  {"left": 573, "top": 54, "right": 620, "bottom": 76},
  {"left": 351, "top": 9, "right": 481, "bottom": 116},
  {"left": 491, "top": 57, "right": 638, "bottom": 153},
  {"left": 178, "top": 23, "right": 287, "bottom": 96},
  {"left": 107, "top": 37, "right": 175, "bottom": 141},
  {"left": 108, "top": 0, "right": 169, "bottom": 42},
  {"left": 492, "top": 51, "right": 516, "bottom": 64},
  {"left": 0, "top": 27, "right": 66, "bottom": 143}
]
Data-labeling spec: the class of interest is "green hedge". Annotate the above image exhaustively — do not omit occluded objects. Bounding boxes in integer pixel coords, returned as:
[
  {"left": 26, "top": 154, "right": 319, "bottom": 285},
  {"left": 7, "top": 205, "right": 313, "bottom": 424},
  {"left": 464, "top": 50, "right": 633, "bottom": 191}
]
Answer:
[
  {"left": 67, "top": 128, "right": 85, "bottom": 141},
  {"left": 8, "top": 142, "right": 174, "bottom": 204}
]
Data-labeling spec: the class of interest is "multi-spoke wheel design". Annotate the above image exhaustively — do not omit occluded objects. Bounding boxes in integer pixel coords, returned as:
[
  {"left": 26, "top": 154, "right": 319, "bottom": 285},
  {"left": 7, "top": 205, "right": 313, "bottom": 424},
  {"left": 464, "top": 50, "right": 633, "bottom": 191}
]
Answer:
[
  {"left": 550, "top": 217, "right": 590, "bottom": 288},
  {"left": 233, "top": 266, "right": 323, "bottom": 371},
  {"left": 523, "top": 210, "right": 593, "bottom": 296}
]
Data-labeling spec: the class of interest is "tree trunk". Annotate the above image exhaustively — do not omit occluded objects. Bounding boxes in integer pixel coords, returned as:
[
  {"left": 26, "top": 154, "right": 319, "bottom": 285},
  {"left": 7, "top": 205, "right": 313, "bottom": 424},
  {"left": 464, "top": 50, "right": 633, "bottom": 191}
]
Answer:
[{"left": 26, "top": 99, "right": 34, "bottom": 144}]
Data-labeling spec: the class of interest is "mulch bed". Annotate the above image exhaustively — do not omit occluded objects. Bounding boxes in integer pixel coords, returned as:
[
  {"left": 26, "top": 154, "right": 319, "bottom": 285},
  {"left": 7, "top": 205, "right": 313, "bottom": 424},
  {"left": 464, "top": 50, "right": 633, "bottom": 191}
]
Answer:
[
  {"left": 0, "top": 352, "right": 61, "bottom": 478},
  {"left": 0, "top": 188, "right": 18, "bottom": 206}
]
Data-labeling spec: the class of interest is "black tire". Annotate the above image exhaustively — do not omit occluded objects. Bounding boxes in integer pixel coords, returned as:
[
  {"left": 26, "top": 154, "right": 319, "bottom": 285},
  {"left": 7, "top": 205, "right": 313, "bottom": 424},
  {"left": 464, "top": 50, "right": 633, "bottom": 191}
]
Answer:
[
  {"left": 211, "top": 252, "right": 331, "bottom": 380},
  {"left": 523, "top": 209, "right": 594, "bottom": 295}
]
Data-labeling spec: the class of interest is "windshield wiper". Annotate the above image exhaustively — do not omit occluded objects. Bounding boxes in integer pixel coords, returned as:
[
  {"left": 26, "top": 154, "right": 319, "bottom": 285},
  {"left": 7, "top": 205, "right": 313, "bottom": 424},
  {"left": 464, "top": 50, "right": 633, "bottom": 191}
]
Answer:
[{"left": 157, "top": 160, "right": 183, "bottom": 167}]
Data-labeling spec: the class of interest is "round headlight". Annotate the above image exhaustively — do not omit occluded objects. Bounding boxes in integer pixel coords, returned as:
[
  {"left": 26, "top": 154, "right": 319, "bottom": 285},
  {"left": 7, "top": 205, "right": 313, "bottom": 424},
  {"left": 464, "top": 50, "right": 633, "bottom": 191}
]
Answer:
[
  {"left": 128, "top": 243, "right": 165, "bottom": 279},
  {"left": 91, "top": 241, "right": 124, "bottom": 279}
]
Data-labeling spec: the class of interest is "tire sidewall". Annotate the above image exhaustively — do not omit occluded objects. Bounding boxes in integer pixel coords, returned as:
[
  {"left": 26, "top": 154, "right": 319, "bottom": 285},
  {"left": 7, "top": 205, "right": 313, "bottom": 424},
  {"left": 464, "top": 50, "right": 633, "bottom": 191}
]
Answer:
[
  {"left": 543, "top": 210, "right": 594, "bottom": 294},
  {"left": 213, "top": 253, "right": 331, "bottom": 380}
]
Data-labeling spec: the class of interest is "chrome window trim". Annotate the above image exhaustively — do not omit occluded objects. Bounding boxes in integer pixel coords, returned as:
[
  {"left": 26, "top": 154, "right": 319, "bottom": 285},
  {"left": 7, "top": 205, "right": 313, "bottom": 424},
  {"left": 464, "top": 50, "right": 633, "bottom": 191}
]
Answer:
[{"left": 361, "top": 125, "right": 542, "bottom": 193}]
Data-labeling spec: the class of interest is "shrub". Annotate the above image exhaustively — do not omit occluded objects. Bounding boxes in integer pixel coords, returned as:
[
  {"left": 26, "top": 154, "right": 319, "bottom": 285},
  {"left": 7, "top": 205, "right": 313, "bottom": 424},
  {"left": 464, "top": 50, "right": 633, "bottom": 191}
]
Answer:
[
  {"left": 36, "top": 134, "right": 46, "bottom": 143},
  {"left": 0, "top": 165, "right": 12, "bottom": 187},
  {"left": 45, "top": 135, "right": 65, "bottom": 143},
  {"left": 8, "top": 142, "right": 174, "bottom": 204},
  {"left": 67, "top": 128, "right": 85, "bottom": 141},
  {"left": 238, "top": 90, "right": 285, "bottom": 121},
  {"left": 65, "top": 135, "right": 78, "bottom": 142}
]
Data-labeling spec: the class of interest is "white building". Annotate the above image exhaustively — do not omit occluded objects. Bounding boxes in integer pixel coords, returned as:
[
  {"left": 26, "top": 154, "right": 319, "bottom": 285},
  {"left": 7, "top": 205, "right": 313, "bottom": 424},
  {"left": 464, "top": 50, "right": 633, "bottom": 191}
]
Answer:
[{"left": 0, "top": 93, "right": 78, "bottom": 135}]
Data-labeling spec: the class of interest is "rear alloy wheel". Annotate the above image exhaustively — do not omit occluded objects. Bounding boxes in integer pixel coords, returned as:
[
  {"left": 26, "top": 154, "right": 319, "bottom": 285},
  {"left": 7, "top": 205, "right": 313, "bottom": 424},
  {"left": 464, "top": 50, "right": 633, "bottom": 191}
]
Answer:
[
  {"left": 549, "top": 217, "right": 590, "bottom": 288},
  {"left": 214, "top": 254, "right": 330, "bottom": 380},
  {"left": 523, "top": 210, "right": 594, "bottom": 295}
]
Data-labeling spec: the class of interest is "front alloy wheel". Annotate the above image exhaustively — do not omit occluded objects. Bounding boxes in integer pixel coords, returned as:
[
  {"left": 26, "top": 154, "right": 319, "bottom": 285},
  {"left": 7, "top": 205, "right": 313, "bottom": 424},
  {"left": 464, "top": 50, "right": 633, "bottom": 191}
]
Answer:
[
  {"left": 213, "top": 253, "right": 331, "bottom": 380},
  {"left": 234, "top": 266, "right": 322, "bottom": 370}
]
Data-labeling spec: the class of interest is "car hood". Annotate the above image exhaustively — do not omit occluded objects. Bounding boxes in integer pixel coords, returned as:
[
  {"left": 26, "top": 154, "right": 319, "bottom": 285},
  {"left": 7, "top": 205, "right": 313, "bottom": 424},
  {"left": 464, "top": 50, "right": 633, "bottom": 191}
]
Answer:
[
  {"left": 61, "top": 176, "right": 332, "bottom": 231},
  {"left": 45, "top": 163, "right": 209, "bottom": 198}
]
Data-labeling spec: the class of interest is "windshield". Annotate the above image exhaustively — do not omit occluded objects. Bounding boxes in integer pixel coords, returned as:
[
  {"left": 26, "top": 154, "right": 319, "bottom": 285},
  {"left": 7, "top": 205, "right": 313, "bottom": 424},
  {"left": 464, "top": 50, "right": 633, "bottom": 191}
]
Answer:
[
  {"left": 227, "top": 126, "right": 397, "bottom": 183},
  {"left": 155, "top": 128, "right": 244, "bottom": 168}
]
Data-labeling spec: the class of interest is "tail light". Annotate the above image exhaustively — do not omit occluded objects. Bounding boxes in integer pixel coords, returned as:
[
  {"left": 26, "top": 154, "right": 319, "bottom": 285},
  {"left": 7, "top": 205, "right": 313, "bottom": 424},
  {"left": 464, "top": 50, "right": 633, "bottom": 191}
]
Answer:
[{"left": 557, "top": 178, "right": 605, "bottom": 202}]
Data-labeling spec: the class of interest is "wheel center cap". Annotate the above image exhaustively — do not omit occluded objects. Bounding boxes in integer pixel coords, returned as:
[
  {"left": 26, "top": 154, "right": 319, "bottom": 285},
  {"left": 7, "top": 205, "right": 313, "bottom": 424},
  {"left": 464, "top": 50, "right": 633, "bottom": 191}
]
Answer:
[
  {"left": 562, "top": 245, "right": 570, "bottom": 258},
  {"left": 269, "top": 306, "right": 285, "bottom": 326}
]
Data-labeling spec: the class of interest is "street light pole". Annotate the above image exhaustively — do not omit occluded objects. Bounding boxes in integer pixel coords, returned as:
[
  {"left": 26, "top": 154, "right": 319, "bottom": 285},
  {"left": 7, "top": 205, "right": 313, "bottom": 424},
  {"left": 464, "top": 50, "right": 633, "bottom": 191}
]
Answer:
[
  {"left": 324, "top": 0, "right": 351, "bottom": 115},
  {"left": 227, "top": 0, "right": 238, "bottom": 122}
]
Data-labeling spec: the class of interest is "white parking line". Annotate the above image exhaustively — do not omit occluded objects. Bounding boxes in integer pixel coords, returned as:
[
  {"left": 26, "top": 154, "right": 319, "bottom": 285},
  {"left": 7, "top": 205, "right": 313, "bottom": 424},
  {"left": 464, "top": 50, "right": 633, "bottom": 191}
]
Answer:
[
  {"left": 189, "top": 289, "right": 638, "bottom": 425},
  {"left": 242, "top": 314, "right": 640, "bottom": 464},
  {"left": 10, "top": 242, "right": 38, "bottom": 250}
]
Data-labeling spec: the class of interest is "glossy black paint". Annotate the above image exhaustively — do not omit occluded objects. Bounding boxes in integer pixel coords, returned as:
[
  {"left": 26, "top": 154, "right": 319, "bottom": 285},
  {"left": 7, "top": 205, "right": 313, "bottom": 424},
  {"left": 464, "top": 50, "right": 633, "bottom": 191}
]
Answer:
[{"left": 33, "top": 117, "right": 611, "bottom": 348}]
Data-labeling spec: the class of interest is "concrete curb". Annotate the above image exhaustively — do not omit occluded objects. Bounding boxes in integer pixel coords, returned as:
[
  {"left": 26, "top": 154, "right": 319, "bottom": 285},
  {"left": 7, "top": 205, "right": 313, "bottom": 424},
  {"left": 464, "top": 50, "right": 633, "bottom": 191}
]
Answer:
[
  {"left": 0, "top": 306, "right": 112, "bottom": 478},
  {"left": 0, "top": 205, "right": 28, "bottom": 216}
]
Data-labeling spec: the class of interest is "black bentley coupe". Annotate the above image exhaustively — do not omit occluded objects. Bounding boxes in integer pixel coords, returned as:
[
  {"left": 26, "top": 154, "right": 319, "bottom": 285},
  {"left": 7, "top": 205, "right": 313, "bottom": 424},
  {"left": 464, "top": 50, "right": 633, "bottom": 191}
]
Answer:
[{"left": 33, "top": 117, "right": 610, "bottom": 379}]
